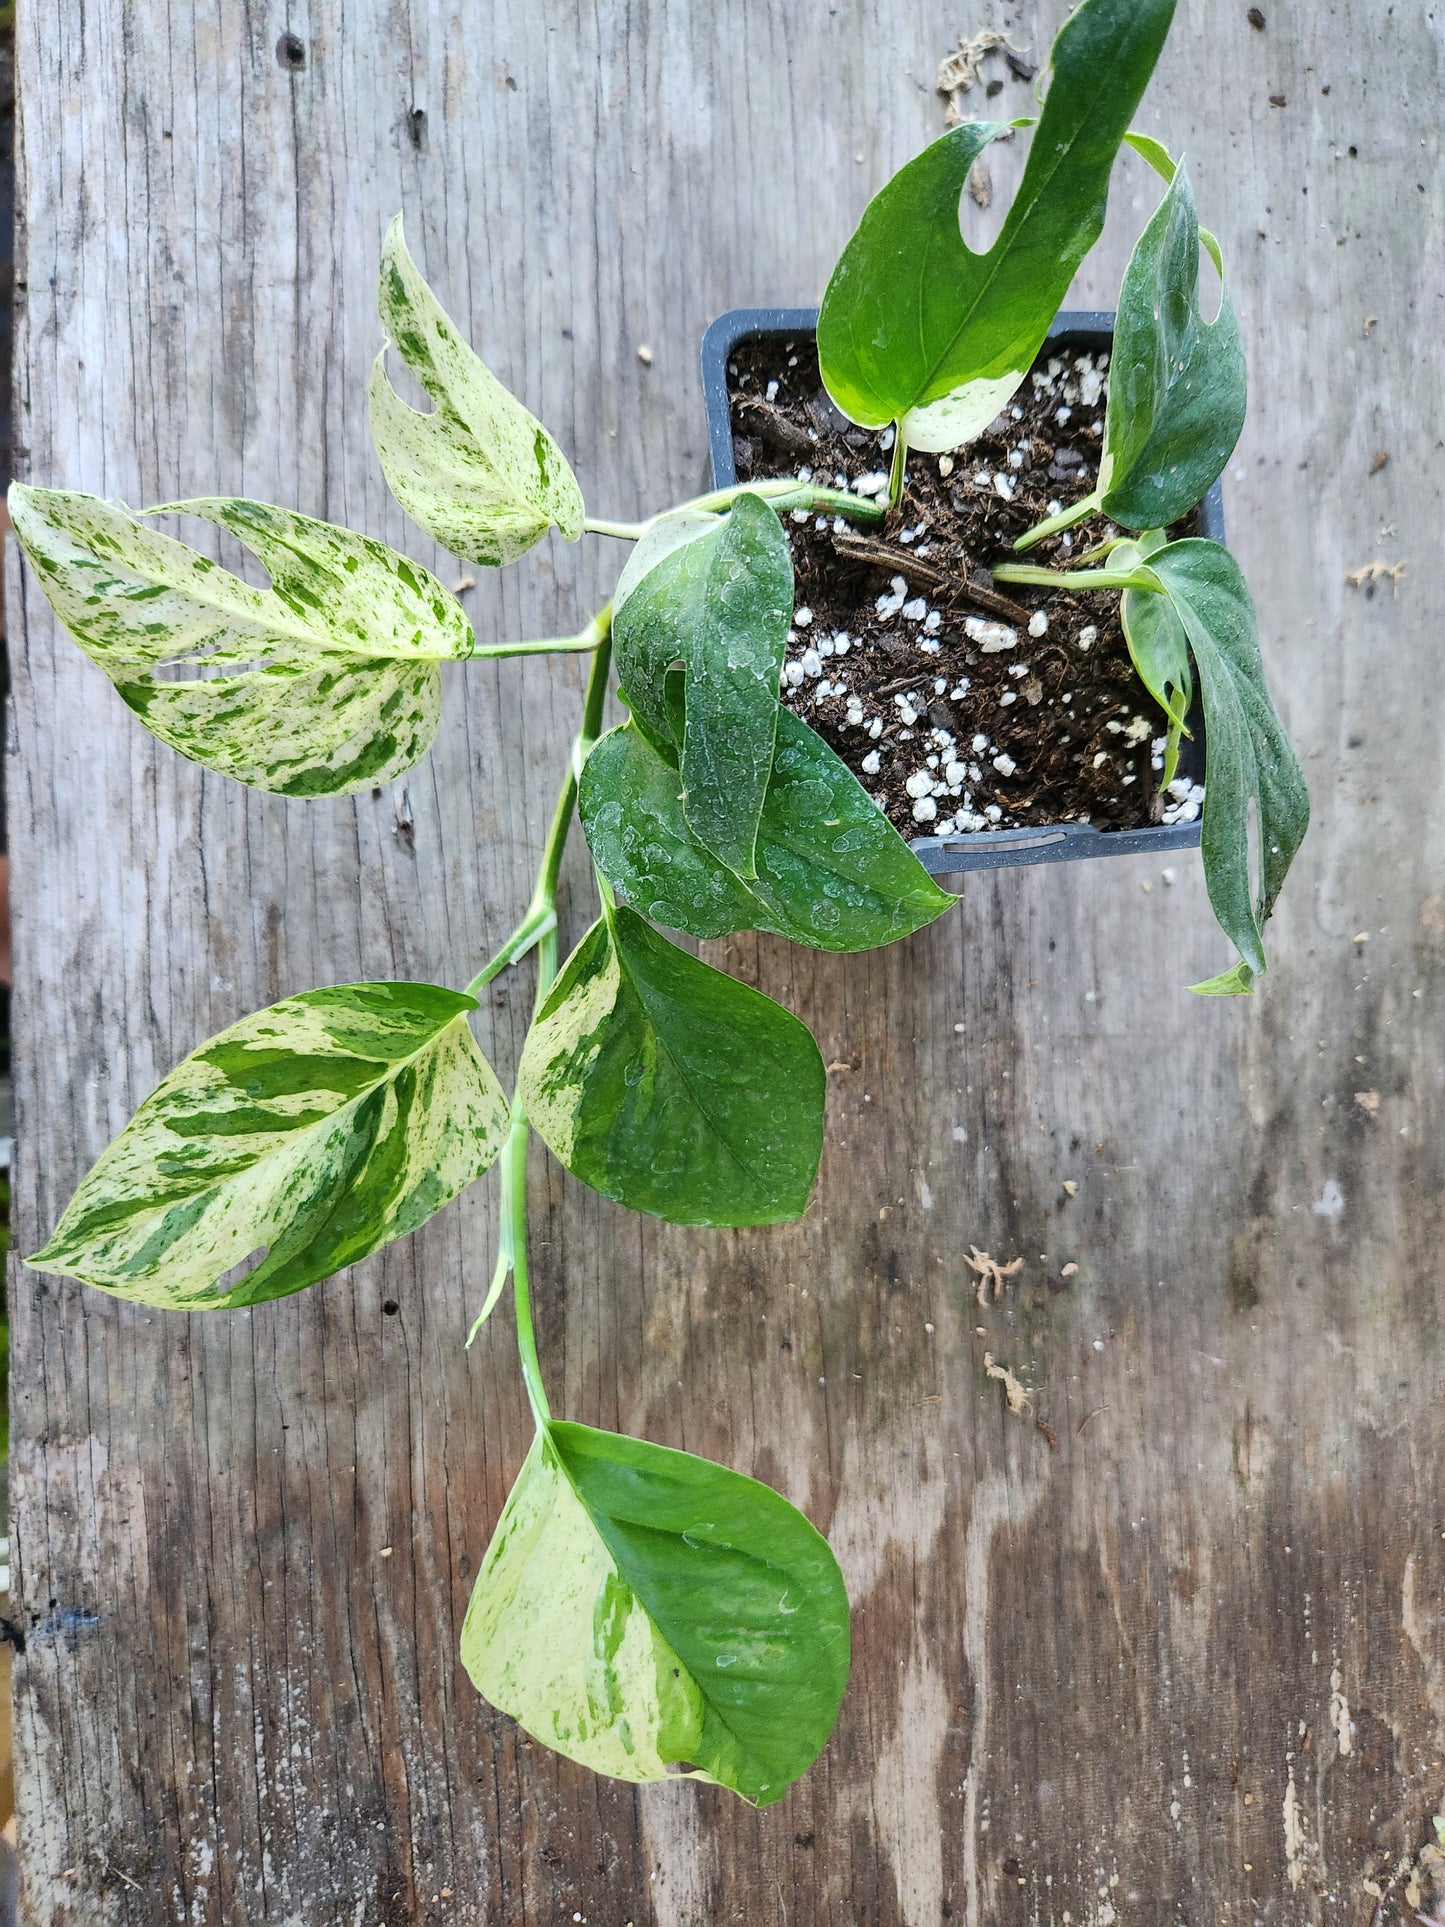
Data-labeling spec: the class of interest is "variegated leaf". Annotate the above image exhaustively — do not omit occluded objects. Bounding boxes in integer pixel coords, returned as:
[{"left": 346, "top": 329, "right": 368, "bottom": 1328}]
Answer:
[
  {"left": 370, "top": 215, "right": 585, "bottom": 566},
  {"left": 518, "top": 906, "right": 824, "bottom": 1227},
  {"left": 10, "top": 485, "right": 476, "bottom": 795},
  {"left": 462, "top": 1420, "right": 851, "bottom": 1806},
  {"left": 31, "top": 982, "right": 508, "bottom": 1310}
]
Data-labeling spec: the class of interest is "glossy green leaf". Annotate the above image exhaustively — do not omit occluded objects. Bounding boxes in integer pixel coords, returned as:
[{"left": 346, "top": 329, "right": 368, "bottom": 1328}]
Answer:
[
  {"left": 31, "top": 983, "right": 508, "bottom": 1309},
  {"left": 369, "top": 215, "right": 584, "bottom": 566},
  {"left": 1119, "top": 530, "right": 1192, "bottom": 739},
  {"left": 10, "top": 485, "right": 476, "bottom": 795},
  {"left": 612, "top": 494, "right": 793, "bottom": 880},
  {"left": 816, "top": 0, "right": 1176, "bottom": 451},
  {"left": 1099, "top": 160, "right": 1246, "bottom": 529},
  {"left": 461, "top": 1420, "right": 850, "bottom": 1806},
  {"left": 1146, "top": 540, "right": 1308, "bottom": 989},
  {"left": 580, "top": 712, "right": 953, "bottom": 950},
  {"left": 518, "top": 905, "right": 824, "bottom": 1226}
]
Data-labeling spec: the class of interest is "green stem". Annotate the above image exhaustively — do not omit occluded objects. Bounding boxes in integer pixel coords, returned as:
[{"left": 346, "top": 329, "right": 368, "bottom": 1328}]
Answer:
[
  {"left": 583, "top": 477, "right": 886, "bottom": 544},
  {"left": 469, "top": 606, "right": 612, "bottom": 662},
  {"left": 584, "top": 516, "right": 649, "bottom": 540},
  {"left": 1012, "top": 488, "right": 1103, "bottom": 553},
  {"left": 465, "top": 622, "right": 615, "bottom": 1422},
  {"left": 463, "top": 904, "right": 557, "bottom": 999},
  {"left": 991, "top": 562, "right": 1164, "bottom": 595},
  {"left": 886, "top": 421, "right": 908, "bottom": 512}
]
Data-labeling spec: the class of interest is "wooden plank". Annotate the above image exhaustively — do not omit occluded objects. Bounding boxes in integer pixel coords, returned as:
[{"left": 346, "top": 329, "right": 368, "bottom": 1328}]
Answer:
[{"left": 8, "top": 1, "right": 1443, "bottom": 1920}]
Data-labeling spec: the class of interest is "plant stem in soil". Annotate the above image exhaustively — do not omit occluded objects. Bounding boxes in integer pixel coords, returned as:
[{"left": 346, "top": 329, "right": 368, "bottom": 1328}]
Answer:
[
  {"left": 1011, "top": 487, "right": 1103, "bottom": 552},
  {"left": 886, "top": 420, "right": 909, "bottom": 512},
  {"left": 991, "top": 562, "right": 1164, "bottom": 595}
]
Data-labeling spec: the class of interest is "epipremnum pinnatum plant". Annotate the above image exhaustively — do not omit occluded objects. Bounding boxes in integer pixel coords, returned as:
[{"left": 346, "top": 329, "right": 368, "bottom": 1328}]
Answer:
[{"left": 15, "top": 0, "right": 1306, "bottom": 1807}]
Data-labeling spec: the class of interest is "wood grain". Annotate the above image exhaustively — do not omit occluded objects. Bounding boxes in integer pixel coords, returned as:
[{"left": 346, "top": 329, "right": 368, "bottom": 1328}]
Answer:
[{"left": 8, "top": 2, "right": 1444, "bottom": 1921}]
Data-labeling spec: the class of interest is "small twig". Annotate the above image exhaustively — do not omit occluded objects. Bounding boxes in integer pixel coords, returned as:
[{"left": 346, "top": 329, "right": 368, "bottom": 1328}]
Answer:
[
  {"left": 831, "top": 531, "right": 1030, "bottom": 624},
  {"left": 1077, "top": 1404, "right": 1109, "bottom": 1436}
]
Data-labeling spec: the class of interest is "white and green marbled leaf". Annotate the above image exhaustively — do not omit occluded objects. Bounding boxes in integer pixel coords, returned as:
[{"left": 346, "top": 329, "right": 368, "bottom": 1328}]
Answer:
[
  {"left": 462, "top": 1420, "right": 851, "bottom": 1806},
  {"left": 369, "top": 215, "right": 585, "bottom": 567},
  {"left": 31, "top": 982, "right": 509, "bottom": 1310},
  {"left": 10, "top": 485, "right": 477, "bottom": 795}
]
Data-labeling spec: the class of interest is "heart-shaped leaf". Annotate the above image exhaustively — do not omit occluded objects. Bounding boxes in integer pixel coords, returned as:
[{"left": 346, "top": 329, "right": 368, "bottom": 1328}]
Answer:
[
  {"left": 1099, "top": 159, "right": 1246, "bottom": 529},
  {"left": 10, "top": 485, "right": 477, "bottom": 795},
  {"left": 817, "top": 0, "right": 1176, "bottom": 451},
  {"left": 462, "top": 1419, "right": 850, "bottom": 1806},
  {"left": 517, "top": 905, "right": 824, "bottom": 1226},
  {"left": 1144, "top": 539, "right": 1308, "bottom": 990},
  {"left": 370, "top": 216, "right": 584, "bottom": 566},
  {"left": 31, "top": 983, "right": 508, "bottom": 1309},
  {"left": 581, "top": 711, "right": 953, "bottom": 950},
  {"left": 613, "top": 494, "right": 793, "bottom": 881}
]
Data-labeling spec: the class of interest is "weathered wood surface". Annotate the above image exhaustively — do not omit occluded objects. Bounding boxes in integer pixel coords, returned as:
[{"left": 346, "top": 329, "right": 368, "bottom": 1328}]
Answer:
[{"left": 8, "top": 2, "right": 1443, "bottom": 1921}]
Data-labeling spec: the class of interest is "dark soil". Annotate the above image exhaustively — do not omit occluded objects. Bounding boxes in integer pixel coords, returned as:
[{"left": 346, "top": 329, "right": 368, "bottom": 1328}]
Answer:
[{"left": 727, "top": 334, "right": 1198, "bottom": 841}]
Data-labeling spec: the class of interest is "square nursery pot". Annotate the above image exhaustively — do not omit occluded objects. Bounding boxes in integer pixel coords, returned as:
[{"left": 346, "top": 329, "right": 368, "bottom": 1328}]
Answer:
[{"left": 699, "top": 306, "right": 1223, "bottom": 876}]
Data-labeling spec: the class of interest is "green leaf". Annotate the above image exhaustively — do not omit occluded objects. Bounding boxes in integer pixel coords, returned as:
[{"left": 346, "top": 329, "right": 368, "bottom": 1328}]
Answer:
[
  {"left": 581, "top": 712, "right": 954, "bottom": 951},
  {"left": 1145, "top": 540, "right": 1308, "bottom": 986},
  {"left": 461, "top": 1420, "right": 850, "bottom": 1806},
  {"left": 612, "top": 495, "right": 793, "bottom": 880},
  {"left": 10, "top": 485, "right": 476, "bottom": 796},
  {"left": 816, "top": 0, "right": 1176, "bottom": 451},
  {"left": 1188, "top": 960, "right": 1255, "bottom": 996},
  {"left": 369, "top": 214, "right": 584, "bottom": 566},
  {"left": 1119, "top": 531, "right": 1192, "bottom": 736},
  {"left": 1099, "top": 160, "right": 1246, "bottom": 530},
  {"left": 517, "top": 905, "right": 824, "bottom": 1226},
  {"left": 31, "top": 983, "right": 508, "bottom": 1309}
]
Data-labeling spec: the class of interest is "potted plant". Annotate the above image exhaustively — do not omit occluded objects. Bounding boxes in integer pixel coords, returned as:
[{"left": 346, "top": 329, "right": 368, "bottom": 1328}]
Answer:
[{"left": 9, "top": 0, "right": 1304, "bottom": 1816}]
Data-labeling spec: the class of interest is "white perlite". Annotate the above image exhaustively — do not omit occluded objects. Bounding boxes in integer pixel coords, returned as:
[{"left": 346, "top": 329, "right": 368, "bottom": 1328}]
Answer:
[
  {"left": 965, "top": 616, "right": 1017, "bottom": 652},
  {"left": 912, "top": 796, "right": 938, "bottom": 822},
  {"left": 1028, "top": 609, "right": 1048, "bottom": 638},
  {"left": 861, "top": 749, "right": 881, "bottom": 775}
]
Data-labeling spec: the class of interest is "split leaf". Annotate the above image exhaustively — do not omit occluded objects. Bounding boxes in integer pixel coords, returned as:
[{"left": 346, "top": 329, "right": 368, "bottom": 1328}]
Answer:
[
  {"left": 31, "top": 983, "right": 508, "bottom": 1309},
  {"left": 612, "top": 494, "right": 793, "bottom": 880},
  {"left": 580, "top": 712, "right": 953, "bottom": 951},
  {"left": 1099, "top": 159, "right": 1246, "bottom": 529},
  {"left": 816, "top": 0, "right": 1176, "bottom": 451},
  {"left": 370, "top": 215, "right": 584, "bottom": 566},
  {"left": 10, "top": 485, "right": 476, "bottom": 795},
  {"left": 461, "top": 1420, "right": 850, "bottom": 1806},
  {"left": 517, "top": 905, "right": 824, "bottom": 1226},
  {"left": 1145, "top": 539, "right": 1308, "bottom": 989}
]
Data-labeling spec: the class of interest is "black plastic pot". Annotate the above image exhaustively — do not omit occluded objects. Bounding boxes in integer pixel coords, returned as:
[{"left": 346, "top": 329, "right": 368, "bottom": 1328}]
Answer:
[{"left": 699, "top": 306, "right": 1222, "bottom": 876}]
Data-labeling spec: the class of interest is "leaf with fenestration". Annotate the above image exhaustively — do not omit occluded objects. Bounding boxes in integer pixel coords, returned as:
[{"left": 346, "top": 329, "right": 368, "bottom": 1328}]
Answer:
[
  {"left": 31, "top": 983, "right": 508, "bottom": 1309},
  {"left": 370, "top": 215, "right": 584, "bottom": 565},
  {"left": 10, "top": 485, "right": 476, "bottom": 795},
  {"left": 581, "top": 712, "right": 954, "bottom": 950},
  {"left": 1099, "top": 160, "right": 1246, "bottom": 529},
  {"left": 462, "top": 1420, "right": 850, "bottom": 1805},
  {"left": 612, "top": 494, "right": 793, "bottom": 880},
  {"left": 517, "top": 905, "right": 824, "bottom": 1225},
  {"left": 1146, "top": 539, "right": 1308, "bottom": 989},
  {"left": 816, "top": 0, "right": 1176, "bottom": 451}
]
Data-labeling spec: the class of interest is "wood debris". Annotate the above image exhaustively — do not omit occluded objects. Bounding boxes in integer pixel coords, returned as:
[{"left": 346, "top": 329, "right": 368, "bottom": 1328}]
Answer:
[
  {"left": 936, "top": 31, "right": 1034, "bottom": 124},
  {"left": 1345, "top": 559, "right": 1406, "bottom": 595},
  {"left": 983, "top": 1351, "right": 1032, "bottom": 1415},
  {"left": 450, "top": 575, "right": 476, "bottom": 594},
  {"left": 1354, "top": 1089, "right": 1381, "bottom": 1116},
  {"left": 965, "top": 1245, "right": 1023, "bottom": 1306},
  {"left": 1062, "top": 1178, "right": 1079, "bottom": 1197},
  {"left": 1370, "top": 449, "right": 1389, "bottom": 473}
]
